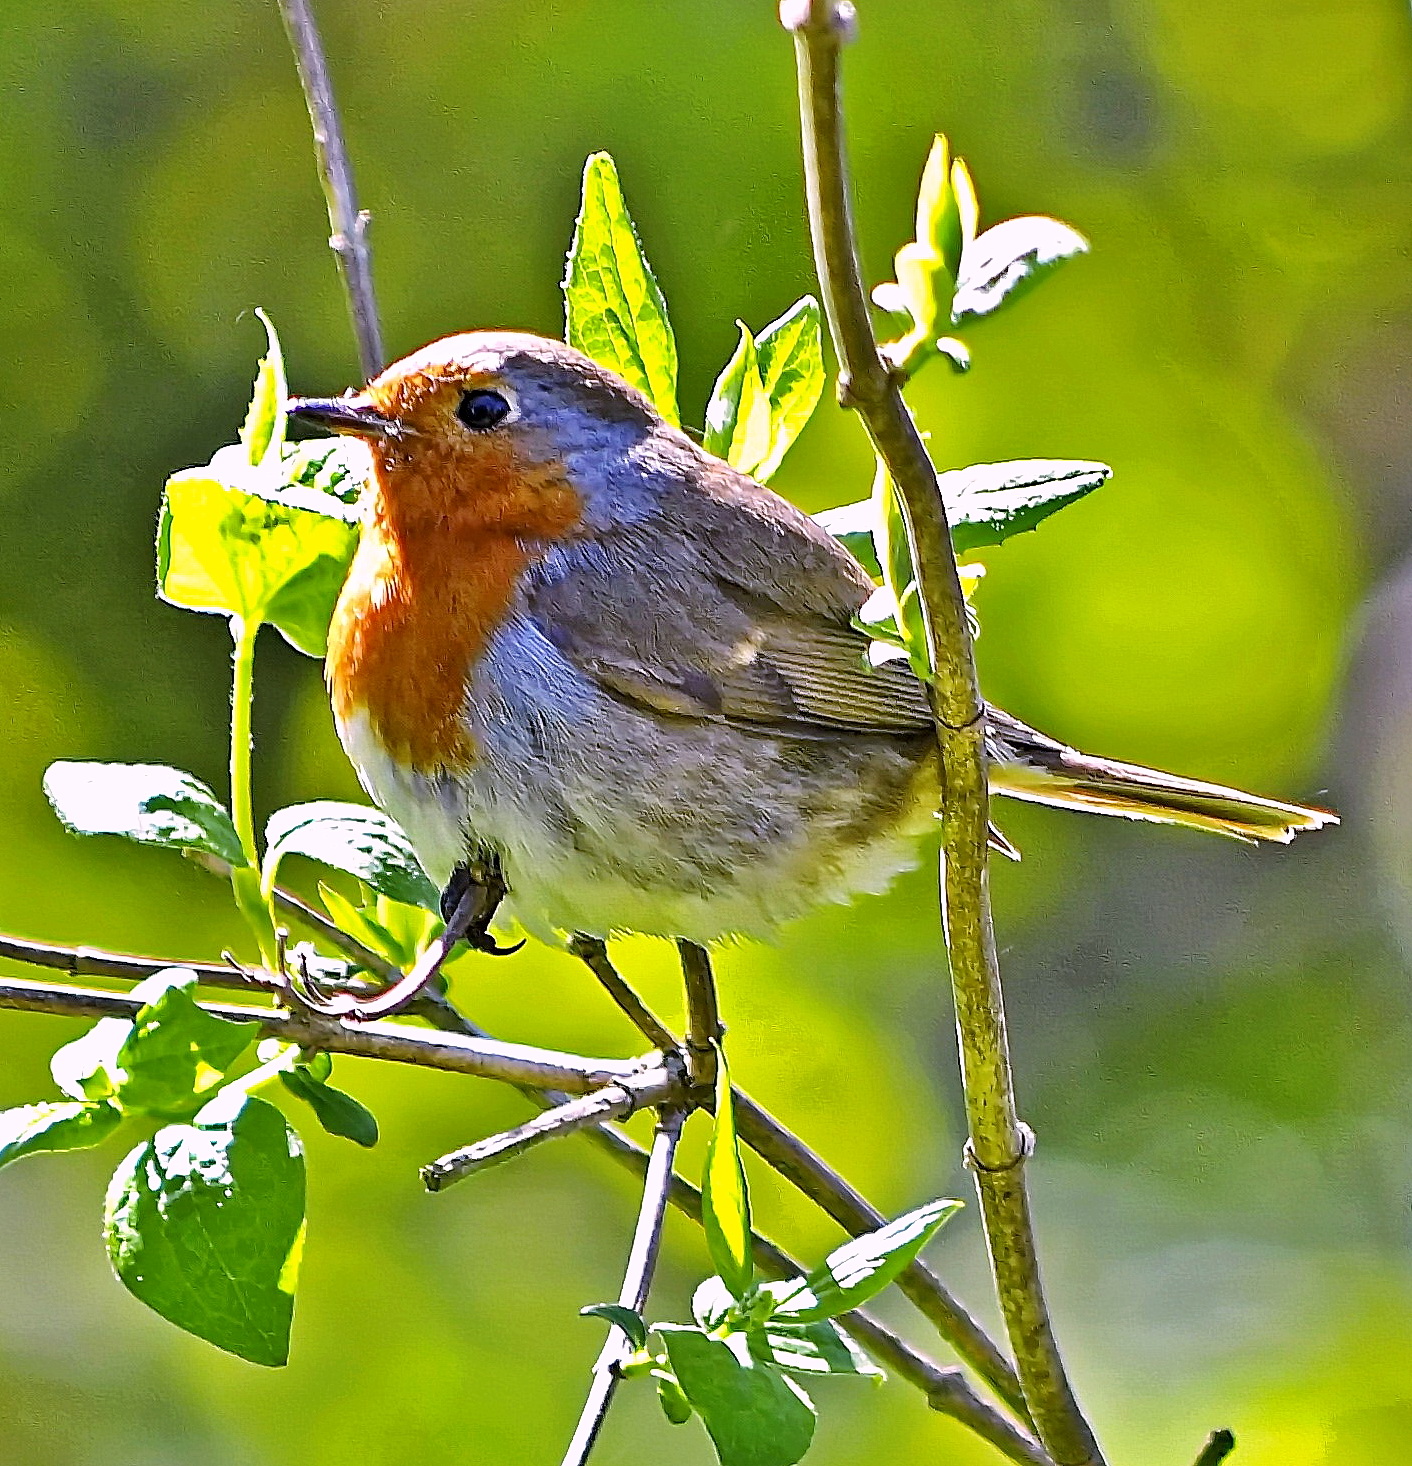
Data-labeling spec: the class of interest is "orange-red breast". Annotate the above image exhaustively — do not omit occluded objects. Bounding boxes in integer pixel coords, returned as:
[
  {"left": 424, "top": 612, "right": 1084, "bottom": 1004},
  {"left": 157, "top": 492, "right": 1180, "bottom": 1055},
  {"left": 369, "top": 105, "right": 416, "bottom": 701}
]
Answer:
[{"left": 289, "top": 331, "right": 1336, "bottom": 946}]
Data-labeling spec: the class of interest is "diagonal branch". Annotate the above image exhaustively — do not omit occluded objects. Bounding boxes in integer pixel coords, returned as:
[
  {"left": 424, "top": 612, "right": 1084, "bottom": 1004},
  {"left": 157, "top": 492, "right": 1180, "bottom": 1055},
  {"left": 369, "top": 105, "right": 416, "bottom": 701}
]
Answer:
[
  {"left": 781, "top": 4, "right": 1103, "bottom": 1463},
  {"left": 1, "top": 939, "right": 1046, "bottom": 1461},
  {"left": 576, "top": 939, "right": 1029, "bottom": 1420},
  {"left": 0, "top": 973, "right": 677, "bottom": 1098},
  {"left": 560, "top": 1107, "right": 686, "bottom": 1466},
  {"left": 276, "top": 0, "right": 384, "bottom": 380}
]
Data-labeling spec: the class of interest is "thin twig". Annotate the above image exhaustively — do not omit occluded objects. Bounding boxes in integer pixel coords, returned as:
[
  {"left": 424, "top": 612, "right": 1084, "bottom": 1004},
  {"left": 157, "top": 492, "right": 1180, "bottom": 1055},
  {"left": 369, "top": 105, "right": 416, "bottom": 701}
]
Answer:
[
  {"left": 579, "top": 939, "right": 1029, "bottom": 1420},
  {"left": 422, "top": 1083, "right": 670, "bottom": 1190},
  {"left": 1192, "top": 1429, "right": 1236, "bottom": 1466},
  {"left": 0, "top": 974, "right": 677, "bottom": 1096},
  {"left": 569, "top": 935, "right": 677, "bottom": 1052},
  {"left": 275, "top": 0, "right": 384, "bottom": 380},
  {"left": 677, "top": 939, "right": 723, "bottom": 1093},
  {"left": 0, "top": 931, "right": 253, "bottom": 988},
  {"left": 578, "top": 1118, "right": 1052, "bottom": 1466},
  {"left": 561, "top": 1108, "right": 686, "bottom": 1466},
  {"left": 781, "top": 6, "right": 1102, "bottom": 1463},
  {"left": 0, "top": 948, "right": 1044, "bottom": 1459}
]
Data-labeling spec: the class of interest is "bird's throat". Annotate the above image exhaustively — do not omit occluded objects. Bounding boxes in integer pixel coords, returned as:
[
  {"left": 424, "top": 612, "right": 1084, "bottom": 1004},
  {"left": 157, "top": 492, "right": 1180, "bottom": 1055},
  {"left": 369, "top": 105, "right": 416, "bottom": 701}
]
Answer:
[{"left": 326, "top": 513, "right": 529, "bottom": 774}]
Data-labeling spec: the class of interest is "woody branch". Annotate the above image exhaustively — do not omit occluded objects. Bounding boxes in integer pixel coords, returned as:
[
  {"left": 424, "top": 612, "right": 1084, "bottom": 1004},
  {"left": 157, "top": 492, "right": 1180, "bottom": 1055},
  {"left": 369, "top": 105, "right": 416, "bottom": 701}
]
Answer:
[
  {"left": 0, "top": 928, "right": 1051, "bottom": 1464},
  {"left": 780, "top": 3, "right": 1104, "bottom": 1464}
]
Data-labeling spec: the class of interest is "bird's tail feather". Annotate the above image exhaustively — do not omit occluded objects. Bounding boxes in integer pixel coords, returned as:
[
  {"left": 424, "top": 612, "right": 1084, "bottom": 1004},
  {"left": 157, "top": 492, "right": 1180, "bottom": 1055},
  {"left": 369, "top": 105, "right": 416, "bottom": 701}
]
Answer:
[{"left": 986, "top": 712, "right": 1337, "bottom": 844}]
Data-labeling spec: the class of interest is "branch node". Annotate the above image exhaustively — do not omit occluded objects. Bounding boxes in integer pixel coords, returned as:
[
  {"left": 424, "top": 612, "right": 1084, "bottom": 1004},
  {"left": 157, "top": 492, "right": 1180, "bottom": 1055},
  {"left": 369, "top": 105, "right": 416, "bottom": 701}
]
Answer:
[
  {"left": 964, "top": 1123, "right": 1037, "bottom": 1175},
  {"left": 780, "top": 0, "right": 857, "bottom": 45}
]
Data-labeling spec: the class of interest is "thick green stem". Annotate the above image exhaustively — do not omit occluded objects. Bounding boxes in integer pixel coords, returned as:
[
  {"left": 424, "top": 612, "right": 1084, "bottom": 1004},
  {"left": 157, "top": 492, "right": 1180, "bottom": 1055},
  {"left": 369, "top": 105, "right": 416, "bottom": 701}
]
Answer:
[
  {"left": 782, "top": 4, "right": 1104, "bottom": 1462},
  {"left": 228, "top": 616, "right": 275, "bottom": 963}
]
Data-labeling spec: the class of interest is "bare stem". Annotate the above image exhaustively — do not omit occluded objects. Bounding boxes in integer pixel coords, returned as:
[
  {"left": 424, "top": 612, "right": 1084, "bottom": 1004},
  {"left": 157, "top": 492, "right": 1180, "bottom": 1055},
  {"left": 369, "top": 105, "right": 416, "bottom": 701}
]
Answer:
[
  {"left": 561, "top": 1107, "right": 686, "bottom": 1466},
  {"left": 569, "top": 935, "right": 677, "bottom": 1052},
  {"left": 276, "top": 0, "right": 384, "bottom": 380},
  {"left": 422, "top": 1082, "right": 671, "bottom": 1190},
  {"left": 678, "top": 940, "right": 723, "bottom": 1093},
  {"left": 1192, "top": 1430, "right": 1236, "bottom": 1466},
  {"left": 781, "top": 5, "right": 1102, "bottom": 1462},
  {"left": 580, "top": 1117, "right": 1052, "bottom": 1466},
  {"left": 577, "top": 939, "right": 1028, "bottom": 1420},
  {"left": 0, "top": 974, "right": 675, "bottom": 1096}
]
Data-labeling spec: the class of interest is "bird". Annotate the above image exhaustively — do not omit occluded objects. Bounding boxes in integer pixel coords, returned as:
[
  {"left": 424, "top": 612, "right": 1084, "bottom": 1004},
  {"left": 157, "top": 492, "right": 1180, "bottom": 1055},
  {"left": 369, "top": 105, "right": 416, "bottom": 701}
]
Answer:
[{"left": 288, "top": 330, "right": 1336, "bottom": 958}]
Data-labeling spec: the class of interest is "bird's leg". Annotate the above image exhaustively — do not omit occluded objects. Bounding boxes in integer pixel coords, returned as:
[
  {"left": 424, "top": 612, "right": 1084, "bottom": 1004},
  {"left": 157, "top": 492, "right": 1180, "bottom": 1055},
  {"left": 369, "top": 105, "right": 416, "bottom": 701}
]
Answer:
[
  {"left": 446, "top": 854, "right": 523, "bottom": 958},
  {"left": 284, "top": 857, "right": 521, "bottom": 1022}
]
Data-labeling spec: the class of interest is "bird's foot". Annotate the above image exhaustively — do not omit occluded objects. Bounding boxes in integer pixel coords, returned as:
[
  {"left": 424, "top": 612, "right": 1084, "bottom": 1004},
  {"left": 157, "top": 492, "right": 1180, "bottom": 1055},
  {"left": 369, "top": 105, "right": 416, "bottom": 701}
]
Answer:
[{"left": 286, "top": 856, "right": 521, "bottom": 1022}]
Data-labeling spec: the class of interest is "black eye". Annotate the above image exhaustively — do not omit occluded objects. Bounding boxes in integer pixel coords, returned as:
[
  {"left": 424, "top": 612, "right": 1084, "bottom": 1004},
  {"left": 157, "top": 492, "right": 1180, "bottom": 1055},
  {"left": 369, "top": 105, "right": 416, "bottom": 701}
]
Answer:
[{"left": 456, "top": 388, "right": 512, "bottom": 432}]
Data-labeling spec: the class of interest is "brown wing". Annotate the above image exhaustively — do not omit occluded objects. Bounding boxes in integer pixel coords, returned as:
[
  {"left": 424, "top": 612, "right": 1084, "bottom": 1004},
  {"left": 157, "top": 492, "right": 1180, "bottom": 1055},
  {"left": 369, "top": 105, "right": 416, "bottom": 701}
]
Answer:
[{"left": 526, "top": 432, "right": 933, "bottom": 737}]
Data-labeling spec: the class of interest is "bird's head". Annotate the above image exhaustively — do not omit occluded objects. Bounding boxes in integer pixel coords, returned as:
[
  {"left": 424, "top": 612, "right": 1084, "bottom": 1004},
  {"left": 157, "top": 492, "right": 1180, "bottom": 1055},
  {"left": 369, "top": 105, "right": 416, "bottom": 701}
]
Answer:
[{"left": 289, "top": 331, "right": 662, "bottom": 537}]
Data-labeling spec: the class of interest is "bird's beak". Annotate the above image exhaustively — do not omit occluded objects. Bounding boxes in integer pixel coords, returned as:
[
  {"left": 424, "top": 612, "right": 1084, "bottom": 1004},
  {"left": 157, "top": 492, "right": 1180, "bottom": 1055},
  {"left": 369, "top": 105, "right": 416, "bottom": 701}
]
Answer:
[{"left": 287, "top": 395, "right": 401, "bottom": 439}]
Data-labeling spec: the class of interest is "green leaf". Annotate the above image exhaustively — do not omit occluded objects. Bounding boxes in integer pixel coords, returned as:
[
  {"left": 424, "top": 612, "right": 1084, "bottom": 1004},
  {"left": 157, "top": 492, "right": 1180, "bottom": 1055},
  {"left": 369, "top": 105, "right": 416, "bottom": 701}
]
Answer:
[
  {"left": 704, "top": 299, "right": 825, "bottom": 482},
  {"left": 563, "top": 151, "right": 679, "bottom": 424},
  {"left": 278, "top": 1066, "right": 378, "bottom": 1148},
  {"left": 703, "top": 325, "right": 773, "bottom": 474},
  {"left": 702, "top": 1053, "right": 753, "bottom": 1301},
  {"left": 580, "top": 1303, "right": 648, "bottom": 1351},
  {"left": 51, "top": 1019, "right": 132, "bottom": 1101},
  {"left": 766, "top": 1198, "right": 962, "bottom": 1323},
  {"left": 747, "top": 1313, "right": 882, "bottom": 1378},
  {"left": 814, "top": 458, "right": 1111, "bottom": 580},
  {"left": 811, "top": 499, "right": 881, "bottom": 579},
  {"left": 262, "top": 802, "right": 439, "bottom": 910},
  {"left": 278, "top": 435, "right": 367, "bottom": 509},
  {"left": 44, "top": 760, "right": 246, "bottom": 867},
  {"left": 0, "top": 1101, "right": 122, "bottom": 1171},
  {"left": 156, "top": 469, "right": 357, "bottom": 653},
  {"left": 752, "top": 298, "right": 825, "bottom": 480},
  {"left": 104, "top": 1088, "right": 305, "bottom": 1367},
  {"left": 692, "top": 1274, "right": 737, "bottom": 1331},
  {"left": 658, "top": 1326, "right": 816, "bottom": 1466},
  {"left": 115, "top": 970, "right": 261, "bottom": 1120},
  {"left": 655, "top": 1369, "right": 695, "bottom": 1425},
  {"left": 952, "top": 215, "right": 1089, "bottom": 325},
  {"left": 944, "top": 459, "right": 1111, "bottom": 555},
  {"left": 875, "top": 138, "right": 978, "bottom": 375},
  {"left": 240, "top": 308, "right": 287, "bottom": 472}
]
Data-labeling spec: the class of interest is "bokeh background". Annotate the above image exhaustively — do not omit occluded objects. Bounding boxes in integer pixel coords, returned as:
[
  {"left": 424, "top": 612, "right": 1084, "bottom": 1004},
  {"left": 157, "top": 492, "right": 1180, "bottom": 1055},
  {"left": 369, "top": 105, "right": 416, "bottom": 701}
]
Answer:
[{"left": 2, "top": 0, "right": 1411, "bottom": 1461}]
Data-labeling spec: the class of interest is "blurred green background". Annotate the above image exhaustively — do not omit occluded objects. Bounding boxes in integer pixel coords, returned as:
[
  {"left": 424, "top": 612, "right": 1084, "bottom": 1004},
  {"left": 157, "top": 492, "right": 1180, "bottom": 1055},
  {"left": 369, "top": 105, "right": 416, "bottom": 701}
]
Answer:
[{"left": 2, "top": 0, "right": 1410, "bottom": 1461}]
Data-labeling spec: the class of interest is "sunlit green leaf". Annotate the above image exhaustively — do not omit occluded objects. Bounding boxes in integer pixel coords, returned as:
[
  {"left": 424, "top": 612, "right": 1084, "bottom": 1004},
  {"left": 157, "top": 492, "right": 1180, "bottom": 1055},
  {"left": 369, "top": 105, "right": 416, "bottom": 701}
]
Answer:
[
  {"left": 945, "top": 459, "right": 1111, "bottom": 554},
  {"left": 747, "top": 1312, "right": 882, "bottom": 1378},
  {"left": 115, "top": 969, "right": 260, "bottom": 1120},
  {"left": 51, "top": 1019, "right": 131, "bottom": 1102},
  {"left": 563, "top": 151, "right": 679, "bottom": 424},
  {"left": 703, "top": 324, "right": 773, "bottom": 474},
  {"left": 952, "top": 215, "right": 1089, "bottom": 325},
  {"left": 239, "top": 308, "right": 286, "bottom": 472},
  {"left": 765, "top": 1198, "right": 961, "bottom": 1323},
  {"left": 702, "top": 1053, "right": 753, "bottom": 1301},
  {"left": 658, "top": 1326, "right": 815, "bottom": 1466},
  {"left": 815, "top": 458, "right": 1111, "bottom": 577},
  {"left": 279, "top": 1065, "right": 378, "bottom": 1148},
  {"left": 811, "top": 499, "right": 880, "bottom": 578},
  {"left": 0, "top": 1101, "right": 122, "bottom": 1171},
  {"left": 705, "top": 299, "right": 824, "bottom": 483},
  {"left": 104, "top": 1088, "right": 305, "bottom": 1367},
  {"left": 580, "top": 1302, "right": 648, "bottom": 1351},
  {"left": 263, "top": 802, "right": 439, "bottom": 910},
  {"left": 692, "top": 1274, "right": 737, "bottom": 1331},
  {"left": 156, "top": 469, "right": 357, "bottom": 654},
  {"left": 43, "top": 761, "right": 245, "bottom": 867}
]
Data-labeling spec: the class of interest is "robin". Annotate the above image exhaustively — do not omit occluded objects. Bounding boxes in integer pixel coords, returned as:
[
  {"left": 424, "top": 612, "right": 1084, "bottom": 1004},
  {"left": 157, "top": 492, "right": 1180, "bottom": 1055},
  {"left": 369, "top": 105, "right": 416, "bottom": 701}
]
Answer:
[{"left": 288, "top": 331, "right": 1336, "bottom": 966}]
